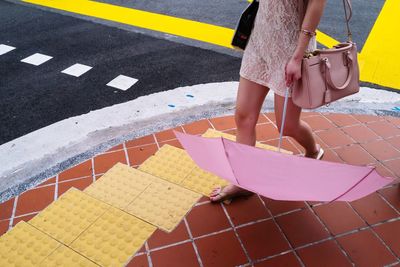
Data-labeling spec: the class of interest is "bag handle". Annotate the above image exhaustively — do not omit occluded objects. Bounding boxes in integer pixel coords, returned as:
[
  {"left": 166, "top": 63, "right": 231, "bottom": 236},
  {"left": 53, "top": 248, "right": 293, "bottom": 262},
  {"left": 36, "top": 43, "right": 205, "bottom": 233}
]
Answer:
[{"left": 321, "top": 51, "right": 354, "bottom": 91}]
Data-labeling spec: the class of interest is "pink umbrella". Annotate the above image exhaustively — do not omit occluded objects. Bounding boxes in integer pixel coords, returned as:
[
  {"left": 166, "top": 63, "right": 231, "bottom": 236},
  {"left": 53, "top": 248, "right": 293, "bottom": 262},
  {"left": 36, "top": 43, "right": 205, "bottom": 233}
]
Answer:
[{"left": 174, "top": 130, "right": 394, "bottom": 202}]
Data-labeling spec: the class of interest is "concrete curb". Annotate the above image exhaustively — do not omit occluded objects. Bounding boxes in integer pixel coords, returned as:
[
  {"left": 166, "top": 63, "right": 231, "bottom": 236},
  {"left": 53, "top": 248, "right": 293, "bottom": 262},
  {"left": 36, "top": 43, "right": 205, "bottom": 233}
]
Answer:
[{"left": 1, "top": 82, "right": 399, "bottom": 202}]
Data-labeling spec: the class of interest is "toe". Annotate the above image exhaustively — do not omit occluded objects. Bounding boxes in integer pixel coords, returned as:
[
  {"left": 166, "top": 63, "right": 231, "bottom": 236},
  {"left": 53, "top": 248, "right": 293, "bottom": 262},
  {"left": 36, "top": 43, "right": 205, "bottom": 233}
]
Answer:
[{"left": 209, "top": 187, "right": 221, "bottom": 197}]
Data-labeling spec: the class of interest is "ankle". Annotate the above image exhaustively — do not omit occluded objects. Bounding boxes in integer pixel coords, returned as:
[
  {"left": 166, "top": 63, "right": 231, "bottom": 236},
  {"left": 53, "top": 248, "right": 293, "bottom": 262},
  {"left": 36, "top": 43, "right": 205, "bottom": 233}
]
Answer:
[{"left": 305, "top": 144, "right": 320, "bottom": 158}]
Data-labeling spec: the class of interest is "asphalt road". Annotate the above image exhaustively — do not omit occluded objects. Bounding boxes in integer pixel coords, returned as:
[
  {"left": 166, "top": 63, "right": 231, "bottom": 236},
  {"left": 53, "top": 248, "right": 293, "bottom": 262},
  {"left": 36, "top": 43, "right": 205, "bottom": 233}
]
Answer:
[
  {"left": 0, "top": 0, "right": 241, "bottom": 144},
  {"left": 0, "top": 0, "right": 391, "bottom": 145},
  {"left": 95, "top": 0, "right": 385, "bottom": 51}
]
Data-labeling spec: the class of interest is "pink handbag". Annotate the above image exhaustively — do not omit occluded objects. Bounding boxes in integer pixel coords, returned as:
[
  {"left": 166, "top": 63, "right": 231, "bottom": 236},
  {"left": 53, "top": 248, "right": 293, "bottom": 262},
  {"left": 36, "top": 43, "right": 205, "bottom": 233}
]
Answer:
[{"left": 292, "top": 0, "right": 360, "bottom": 109}]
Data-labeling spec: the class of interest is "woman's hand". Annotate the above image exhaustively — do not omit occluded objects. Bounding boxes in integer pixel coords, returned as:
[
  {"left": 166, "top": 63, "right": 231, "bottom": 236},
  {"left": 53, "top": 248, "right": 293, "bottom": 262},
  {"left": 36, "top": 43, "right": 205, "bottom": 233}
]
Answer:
[{"left": 285, "top": 56, "right": 302, "bottom": 87}]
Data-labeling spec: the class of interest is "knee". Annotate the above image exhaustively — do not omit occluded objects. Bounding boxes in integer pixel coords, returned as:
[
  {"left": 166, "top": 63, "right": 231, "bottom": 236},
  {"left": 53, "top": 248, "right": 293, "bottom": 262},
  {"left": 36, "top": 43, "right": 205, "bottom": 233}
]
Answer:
[{"left": 235, "top": 109, "right": 259, "bottom": 129}]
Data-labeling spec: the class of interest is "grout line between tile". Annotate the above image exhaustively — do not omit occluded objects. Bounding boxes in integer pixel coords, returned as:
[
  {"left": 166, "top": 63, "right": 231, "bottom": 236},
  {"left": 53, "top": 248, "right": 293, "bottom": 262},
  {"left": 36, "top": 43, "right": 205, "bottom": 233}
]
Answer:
[
  {"left": 269, "top": 207, "right": 307, "bottom": 219},
  {"left": 192, "top": 227, "right": 233, "bottom": 241},
  {"left": 194, "top": 200, "right": 211, "bottom": 207},
  {"left": 54, "top": 174, "right": 59, "bottom": 201},
  {"left": 377, "top": 192, "right": 400, "bottom": 216},
  {"left": 322, "top": 114, "right": 361, "bottom": 129},
  {"left": 293, "top": 236, "right": 337, "bottom": 251},
  {"left": 183, "top": 217, "right": 204, "bottom": 267},
  {"left": 91, "top": 157, "right": 96, "bottom": 182},
  {"left": 220, "top": 203, "right": 252, "bottom": 265},
  {"left": 234, "top": 217, "right": 272, "bottom": 230},
  {"left": 261, "top": 113, "right": 272, "bottom": 124},
  {"left": 353, "top": 141, "right": 400, "bottom": 168},
  {"left": 206, "top": 119, "right": 216, "bottom": 130},
  {"left": 148, "top": 239, "right": 192, "bottom": 253},
  {"left": 8, "top": 196, "right": 18, "bottom": 230},
  {"left": 286, "top": 138, "right": 303, "bottom": 154},
  {"left": 381, "top": 155, "right": 400, "bottom": 163},
  {"left": 153, "top": 133, "right": 161, "bottom": 150},
  {"left": 371, "top": 226, "right": 400, "bottom": 262},
  {"left": 258, "top": 195, "right": 305, "bottom": 267},
  {"left": 144, "top": 241, "right": 154, "bottom": 267},
  {"left": 251, "top": 250, "right": 297, "bottom": 266},
  {"left": 135, "top": 251, "right": 145, "bottom": 257},
  {"left": 344, "top": 200, "right": 400, "bottom": 261},
  {"left": 143, "top": 202, "right": 399, "bottom": 266},
  {"left": 385, "top": 261, "right": 400, "bottom": 267},
  {"left": 332, "top": 217, "right": 400, "bottom": 240},
  {"left": 99, "top": 147, "right": 125, "bottom": 155},
  {"left": 58, "top": 175, "right": 93, "bottom": 184},
  {"left": 371, "top": 194, "right": 400, "bottom": 261},
  {"left": 12, "top": 211, "right": 39, "bottom": 219},
  {"left": 180, "top": 126, "right": 187, "bottom": 134},
  {"left": 34, "top": 178, "right": 57, "bottom": 189},
  {"left": 305, "top": 202, "right": 355, "bottom": 266},
  {"left": 123, "top": 142, "right": 131, "bottom": 167}
]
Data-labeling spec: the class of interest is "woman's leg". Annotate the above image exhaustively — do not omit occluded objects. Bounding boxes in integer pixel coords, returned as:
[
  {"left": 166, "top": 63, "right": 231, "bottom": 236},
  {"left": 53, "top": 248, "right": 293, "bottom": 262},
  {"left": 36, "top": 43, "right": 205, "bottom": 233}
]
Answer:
[
  {"left": 274, "top": 93, "right": 320, "bottom": 157},
  {"left": 210, "top": 77, "right": 269, "bottom": 201}
]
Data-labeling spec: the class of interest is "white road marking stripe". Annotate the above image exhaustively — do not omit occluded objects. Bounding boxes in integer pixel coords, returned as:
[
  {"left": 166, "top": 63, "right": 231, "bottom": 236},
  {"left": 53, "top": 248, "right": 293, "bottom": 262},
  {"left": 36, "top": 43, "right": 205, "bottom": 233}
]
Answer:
[
  {"left": 21, "top": 53, "right": 53, "bottom": 66},
  {"left": 107, "top": 75, "right": 138, "bottom": 91},
  {"left": 61, "top": 63, "right": 92, "bottom": 77},
  {"left": 0, "top": 44, "right": 16, "bottom": 56}
]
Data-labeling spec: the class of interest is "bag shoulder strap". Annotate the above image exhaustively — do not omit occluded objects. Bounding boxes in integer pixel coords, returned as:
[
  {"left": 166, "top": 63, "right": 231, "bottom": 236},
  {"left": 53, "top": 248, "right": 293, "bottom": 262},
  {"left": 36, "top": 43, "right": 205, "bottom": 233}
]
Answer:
[
  {"left": 299, "top": 0, "right": 353, "bottom": 42},
  {"left": 342, "top": 0, "right": 353, "bottom": 41}
]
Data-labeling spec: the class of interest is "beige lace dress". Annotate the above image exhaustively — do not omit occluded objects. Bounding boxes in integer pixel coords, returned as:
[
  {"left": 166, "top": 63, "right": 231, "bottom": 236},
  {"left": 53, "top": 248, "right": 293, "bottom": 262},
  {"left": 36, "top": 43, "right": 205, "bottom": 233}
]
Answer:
[{"left": 239, "top": 0, "right": 316, "bottom": 97}]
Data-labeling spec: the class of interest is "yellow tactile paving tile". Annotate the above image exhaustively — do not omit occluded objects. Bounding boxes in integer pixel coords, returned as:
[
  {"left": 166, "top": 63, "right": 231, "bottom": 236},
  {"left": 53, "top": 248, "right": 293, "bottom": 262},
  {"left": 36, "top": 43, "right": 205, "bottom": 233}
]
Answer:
[
  {"left": 124, "top": 179, "right": 201, "bottom": 232},
  {"left": 155, "top": 143, "right": 191, "bottom": 158},
  {"left": 71, "top": 207, "right": 156, "bottom": 267},
  {"left": 202, "top": 128, "right": 292, "bottom": 154},
  {"left": 40, "top": 245, "right": 99, "bottom": 267},
  {"left": 182, "top": 166, "right": 229, "bottom": 196},
  {"left": 138, "top": 145, "right": 197, "bottom": 184},
  {"left": 84, "top": 162, "right": 153, "bottom": 209},
  {"left": 29, "top": 188, "right": 110, "bottom": 245},
  {"left": 0, "top": 222, "right": 60, "bottom": 266},
  {"left": 138, "top": 130, "right": 290, "bottom": 196}
]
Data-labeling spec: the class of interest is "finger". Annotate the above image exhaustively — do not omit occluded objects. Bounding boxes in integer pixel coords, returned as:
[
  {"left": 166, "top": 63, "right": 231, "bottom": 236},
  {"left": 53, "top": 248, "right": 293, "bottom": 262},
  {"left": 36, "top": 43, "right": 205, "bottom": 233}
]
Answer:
[
  {"left": 286, "top": 73, "right": 293, "bottom": 87},
  {"left": 284, "top": 71, "right": 288, "bottom": 85}
]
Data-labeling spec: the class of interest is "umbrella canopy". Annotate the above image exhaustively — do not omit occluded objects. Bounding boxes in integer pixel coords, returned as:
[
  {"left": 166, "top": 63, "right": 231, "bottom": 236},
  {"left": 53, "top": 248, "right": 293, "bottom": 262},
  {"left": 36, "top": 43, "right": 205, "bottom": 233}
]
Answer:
[{"left": 174, "top": 131, "right": 394, "bottom": 202}]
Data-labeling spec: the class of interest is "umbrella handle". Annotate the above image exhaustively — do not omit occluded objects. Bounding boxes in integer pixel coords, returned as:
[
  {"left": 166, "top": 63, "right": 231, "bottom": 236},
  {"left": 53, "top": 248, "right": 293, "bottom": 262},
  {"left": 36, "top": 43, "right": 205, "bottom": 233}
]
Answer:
[{"left": 278, "top": 87, "right": 291, "bottom": 152}]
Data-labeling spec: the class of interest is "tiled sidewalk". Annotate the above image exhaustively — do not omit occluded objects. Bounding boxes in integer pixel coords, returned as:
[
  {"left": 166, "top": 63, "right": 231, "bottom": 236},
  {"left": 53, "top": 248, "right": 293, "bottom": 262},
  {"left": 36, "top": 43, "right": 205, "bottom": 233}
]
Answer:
[{"left": 1, "top": 112, "right": 400, "bottom": 267}]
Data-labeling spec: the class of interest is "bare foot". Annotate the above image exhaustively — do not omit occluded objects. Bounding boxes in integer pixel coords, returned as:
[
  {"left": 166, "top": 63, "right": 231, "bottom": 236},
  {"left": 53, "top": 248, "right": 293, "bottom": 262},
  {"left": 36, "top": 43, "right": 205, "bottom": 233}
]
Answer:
[{"left": 209, "top": 184, "right": 253, "bottom": 203}]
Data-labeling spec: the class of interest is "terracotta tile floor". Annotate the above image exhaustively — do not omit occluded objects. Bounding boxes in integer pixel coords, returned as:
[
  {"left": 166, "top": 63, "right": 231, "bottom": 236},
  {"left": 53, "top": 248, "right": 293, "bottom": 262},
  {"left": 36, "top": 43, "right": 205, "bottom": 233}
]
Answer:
[{"left": 1, "top": 112, "right": 399, "bottom": 266}]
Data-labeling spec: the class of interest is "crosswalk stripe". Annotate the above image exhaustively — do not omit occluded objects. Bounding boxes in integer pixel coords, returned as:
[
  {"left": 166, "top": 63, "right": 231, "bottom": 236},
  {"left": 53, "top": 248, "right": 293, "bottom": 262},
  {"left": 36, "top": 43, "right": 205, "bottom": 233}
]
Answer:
[
  {"left": 61, "top": 63, "right": 92, "bottom": 77},
  {"left": 21, "top": 53, "right": 53, "bottom": 66},
  {"left": 107, "top": 75, "right": 138, "bottom": 91},
  {"left": 0, "top": 44, "right": 16, "bottom": 56}
]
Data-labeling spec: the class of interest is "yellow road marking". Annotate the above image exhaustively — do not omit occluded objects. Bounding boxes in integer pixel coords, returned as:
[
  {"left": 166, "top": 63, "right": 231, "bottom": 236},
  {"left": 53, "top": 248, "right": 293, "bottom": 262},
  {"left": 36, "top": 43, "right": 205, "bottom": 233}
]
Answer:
[
  {"left": 358, "top": 0, "right": 400, "bottom": 89},
  {"left": 316, "top": 30, "right": 339, "bottom": 48},
  {"left": 23, "top": 0, "right": 400, "bottom": 90},
  {"left": 23, "top": 0, "right": 338, "bottom": 50},
  {"left": 23, "top": 0, "right": 234, "bottom": 48}
]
